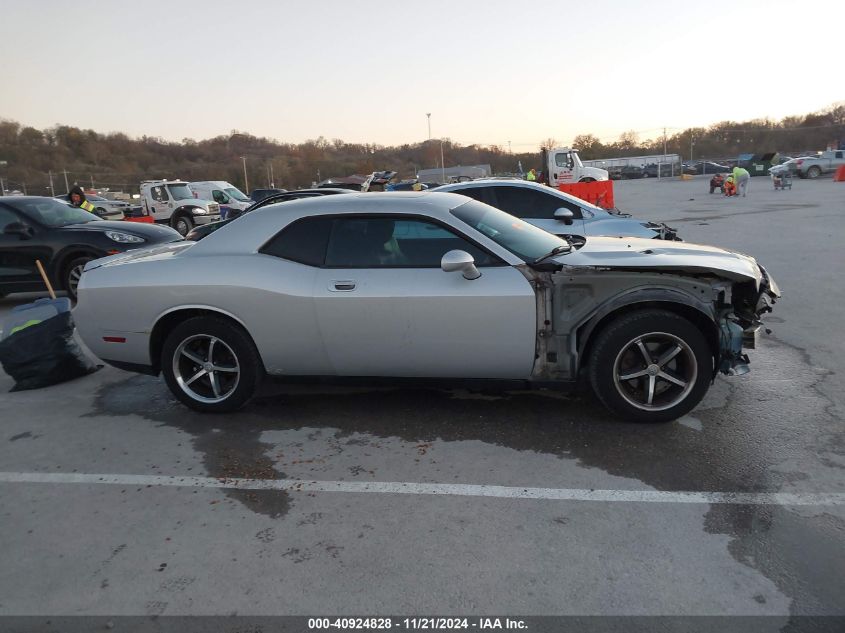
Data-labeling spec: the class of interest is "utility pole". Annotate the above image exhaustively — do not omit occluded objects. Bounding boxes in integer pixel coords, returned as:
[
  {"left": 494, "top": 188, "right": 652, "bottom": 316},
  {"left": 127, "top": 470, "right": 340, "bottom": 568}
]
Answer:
[
  {"left": 269, "top": 162, "right": 275, "bottom": 188},
  {"left": 90, "top": 175, "right": 95, "bottom": 190},
  {"left": 426, "top": 113, "right": 431, "bottom": 141},
  {"left": 508, "top": 140, "right": 512, "bottom": 154},
  {"left": 240, "top": 156, "right": 248, "bottom": 193},
  {"left": 663, "top": 127, "right": 667, "bottom": 157},
  {"left": 48, "top": 170, "right": 55, "bottom": 196},
  {"left": 63, "top": 169, "right": 70, "bottom": 193},
  {"left": 440, "top": 140, "right": 446, "bottom": 184}
]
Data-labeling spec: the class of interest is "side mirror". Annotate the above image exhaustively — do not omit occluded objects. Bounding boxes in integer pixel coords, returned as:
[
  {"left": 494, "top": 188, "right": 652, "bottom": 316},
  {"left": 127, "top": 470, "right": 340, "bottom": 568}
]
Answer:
[
  {"left": 554, "top": 208, "right": 575, "bottom": 225},
  {"left": 3, "top": 222, "right": 33, "bottom": 239},
  {"left": 441, "top": 250, "right": 481, "bottom": 280}
]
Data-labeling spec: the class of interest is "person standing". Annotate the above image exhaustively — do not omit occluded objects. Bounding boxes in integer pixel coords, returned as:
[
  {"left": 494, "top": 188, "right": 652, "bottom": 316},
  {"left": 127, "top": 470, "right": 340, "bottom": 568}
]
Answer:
[
  {"left": 526, "top": 168, "right": 537, "bottom": 181},
  {"left": 68, "top": 186, "right": 96, "bottom": 213},
  {"left": 732, "top": 165, "right": 751, "bottom": 197}
]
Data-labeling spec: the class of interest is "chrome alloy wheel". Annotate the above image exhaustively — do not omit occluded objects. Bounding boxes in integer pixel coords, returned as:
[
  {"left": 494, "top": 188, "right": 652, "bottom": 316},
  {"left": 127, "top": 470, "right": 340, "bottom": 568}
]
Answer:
[
  {"left": 172, "top": 334, "right": 240, "bottom": 404},
  {"left": 612, "top": 332, "right": 698, "bottom": 412}
]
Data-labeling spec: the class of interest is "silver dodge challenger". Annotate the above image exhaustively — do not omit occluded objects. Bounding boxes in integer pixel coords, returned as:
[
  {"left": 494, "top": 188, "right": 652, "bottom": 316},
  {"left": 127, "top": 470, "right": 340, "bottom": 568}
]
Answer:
[{"left": 74, "top": 192, "right": 779, "bottom": 422}]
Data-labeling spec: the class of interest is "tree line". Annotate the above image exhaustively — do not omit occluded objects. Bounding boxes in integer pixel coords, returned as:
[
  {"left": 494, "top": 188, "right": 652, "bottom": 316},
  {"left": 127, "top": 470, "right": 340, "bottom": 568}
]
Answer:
[{"left": 0, "top": 102, "right": 842, "bottom": 195}]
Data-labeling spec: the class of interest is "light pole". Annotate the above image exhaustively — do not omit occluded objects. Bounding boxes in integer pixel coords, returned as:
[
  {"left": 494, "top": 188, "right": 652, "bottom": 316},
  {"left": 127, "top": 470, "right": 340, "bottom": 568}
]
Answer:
[
  {"left": 426, "top": 113, "right": 431, "bottom": 141},
  {"left": 241, "top": 156, "right": 248, "bottom": 193},
  {"left": 440, "top": 140, "right": 445, "bottom": 184}
]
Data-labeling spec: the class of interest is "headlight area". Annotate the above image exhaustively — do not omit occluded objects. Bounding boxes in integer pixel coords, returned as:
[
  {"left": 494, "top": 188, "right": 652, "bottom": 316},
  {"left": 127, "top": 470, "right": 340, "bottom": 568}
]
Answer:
[
  {"left": 191, "top": 207, "right": 208, "bottom": 215},
  {"left": 104, "top": 230, "right": 146, "bottom": 244}
]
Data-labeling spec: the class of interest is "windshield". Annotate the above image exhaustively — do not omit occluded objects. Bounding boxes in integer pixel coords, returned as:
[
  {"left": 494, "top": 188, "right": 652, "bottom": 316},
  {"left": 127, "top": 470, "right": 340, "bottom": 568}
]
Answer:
[
  {"left": 167, "top": 184, "right": 195, "bottom": 201},
  {"left": 8, "top": 198, "right": 99, "bottom": 227},
  {"left": 451, "top": 199, "right": 567, "bottom": 262},
  {"left": 224, "top": 187, "right": 250, "bottom": 202}
]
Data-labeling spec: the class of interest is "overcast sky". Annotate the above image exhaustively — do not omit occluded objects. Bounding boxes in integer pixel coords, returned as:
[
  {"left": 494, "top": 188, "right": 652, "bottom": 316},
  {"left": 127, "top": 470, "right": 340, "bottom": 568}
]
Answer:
[{"left": 1, "top": 0, "right": 841, "bottom": 148}]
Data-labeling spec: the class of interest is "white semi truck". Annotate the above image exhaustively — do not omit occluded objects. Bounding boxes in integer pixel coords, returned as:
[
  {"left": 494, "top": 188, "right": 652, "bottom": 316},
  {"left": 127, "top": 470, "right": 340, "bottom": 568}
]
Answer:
[{"left": 139, "top": 180, "right": 221, "bottom": 236}]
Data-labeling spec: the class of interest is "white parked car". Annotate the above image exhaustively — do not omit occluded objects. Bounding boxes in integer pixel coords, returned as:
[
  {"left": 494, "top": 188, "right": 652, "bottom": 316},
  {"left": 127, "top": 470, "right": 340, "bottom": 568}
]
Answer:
[{"left": 74, "top": 192, "right": 779, "bottom": 422}]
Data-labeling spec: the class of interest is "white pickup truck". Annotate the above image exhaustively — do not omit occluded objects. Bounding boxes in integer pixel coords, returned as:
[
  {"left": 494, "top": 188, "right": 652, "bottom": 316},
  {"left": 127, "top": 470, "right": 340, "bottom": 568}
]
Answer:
[
  {"left": 795, "top": 150, "right": 845, "bottom": 179},
  {"left": 140, "top": 180, "right": 221, "bottom": 236}
]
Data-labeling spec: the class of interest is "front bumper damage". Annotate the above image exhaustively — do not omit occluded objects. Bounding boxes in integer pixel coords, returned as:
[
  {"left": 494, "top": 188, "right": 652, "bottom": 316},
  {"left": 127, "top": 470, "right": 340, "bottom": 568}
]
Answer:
[{"left": 718, "top": 267, "right": 781, "bottom": 375}]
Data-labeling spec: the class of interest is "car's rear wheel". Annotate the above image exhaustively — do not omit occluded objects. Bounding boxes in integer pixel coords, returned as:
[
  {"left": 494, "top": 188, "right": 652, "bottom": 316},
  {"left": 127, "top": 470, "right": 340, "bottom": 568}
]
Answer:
[
  {"left": 64, "top": 255, "right": 94, "bottom": 300},
  {"left": 161, "top": 316, "right": 263, "bottom": 413},
  {"left": 588, "top": 310, "right": 712, "bottom": 423},
  {"left": 173, "top": 215, "right": 193, "bottom": 236}
]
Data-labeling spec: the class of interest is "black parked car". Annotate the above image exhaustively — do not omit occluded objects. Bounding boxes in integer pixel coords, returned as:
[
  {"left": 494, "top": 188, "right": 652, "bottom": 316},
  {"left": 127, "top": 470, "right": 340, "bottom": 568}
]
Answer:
[
  {"left": 685, "top": 161, "right": 732, "bottom": 175},
  {"left": 249, "top": 188, "right": 287, "bottom": 203},
  {"left": 0, "top": 196, "right": 182, "bottom": 299},
  {"left": 619, "top": 165, "right": 645, "bottom": 179},
  {"left": 184, "top": 188, "right": 352, "bottom": 241}
]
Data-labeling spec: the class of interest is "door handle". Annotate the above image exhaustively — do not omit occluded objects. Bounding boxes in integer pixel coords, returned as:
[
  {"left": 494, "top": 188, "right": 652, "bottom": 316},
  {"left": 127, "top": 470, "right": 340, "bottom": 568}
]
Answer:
[{"left": 331, "top": 280, "right": 356, "bottom": 292}]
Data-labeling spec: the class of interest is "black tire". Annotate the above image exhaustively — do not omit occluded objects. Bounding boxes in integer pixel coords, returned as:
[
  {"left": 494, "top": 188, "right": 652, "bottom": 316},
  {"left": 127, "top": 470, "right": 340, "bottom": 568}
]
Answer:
[
  {"left": 161, "top": 316, "right": 263, "bottom": 413},
  {"left": 806, "top": 166, "right": 822, "bottom": 179},
  {"left": 63, "top": 255, "right": 95, "bottom": 300},
  {"left": 580, "top": 177, "right": 596, "bottom": 183},
  {"left": 172, "top": 214, "right": 194, "bottom": 236},
  {"left": 588, "top": 309, "right": 713, "bottom": 423}
]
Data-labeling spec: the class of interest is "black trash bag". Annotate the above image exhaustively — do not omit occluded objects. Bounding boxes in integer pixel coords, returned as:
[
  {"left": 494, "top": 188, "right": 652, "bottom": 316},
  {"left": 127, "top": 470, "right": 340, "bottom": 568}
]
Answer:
[{"left": 0, "top": 312, "right": 99, "bottom": 392}]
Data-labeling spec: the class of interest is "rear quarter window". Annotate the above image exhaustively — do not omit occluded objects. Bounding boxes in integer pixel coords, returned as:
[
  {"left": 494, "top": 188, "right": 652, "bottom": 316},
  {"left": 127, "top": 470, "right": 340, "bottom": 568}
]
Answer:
[{"left": 259, "top": 217, "right": 333, "bottom": 267}]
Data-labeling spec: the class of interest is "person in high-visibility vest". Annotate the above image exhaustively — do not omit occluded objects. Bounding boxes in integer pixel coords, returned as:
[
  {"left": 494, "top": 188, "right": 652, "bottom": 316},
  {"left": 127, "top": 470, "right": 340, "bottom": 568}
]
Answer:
[
  {"left": 68, "top": 186, "right": 97, "bottom": 214},
  {"left": 732, "top": 165, "right": 751, "bottom": 197},
  {"left": 526, "top": 168, "right": 537, "bottom": 181}
]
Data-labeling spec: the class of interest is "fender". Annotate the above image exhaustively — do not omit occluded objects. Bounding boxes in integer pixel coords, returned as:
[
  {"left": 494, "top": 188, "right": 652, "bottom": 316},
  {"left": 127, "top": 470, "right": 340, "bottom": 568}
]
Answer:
[
  {"left": 574, "top": 286, "right": 718, "bottom": 360},
  {"left": 53, "top": 244, "right": 108, "bottom": 284},
  {"left": 173, "top": 204, "right": 204, "bottom": 217}
]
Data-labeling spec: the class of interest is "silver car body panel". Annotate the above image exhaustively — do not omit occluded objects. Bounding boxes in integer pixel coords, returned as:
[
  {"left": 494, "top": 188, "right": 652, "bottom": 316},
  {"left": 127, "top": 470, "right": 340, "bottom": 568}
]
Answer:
[{"left": 75, "top": 192, "right": 777, "bottom": 384}]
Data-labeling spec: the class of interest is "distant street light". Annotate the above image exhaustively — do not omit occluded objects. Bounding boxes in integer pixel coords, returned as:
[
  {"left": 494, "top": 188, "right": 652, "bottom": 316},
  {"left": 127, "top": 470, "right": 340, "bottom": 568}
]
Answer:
[{"left": 426, "top": 113, "right": 431, "bottom": 141}]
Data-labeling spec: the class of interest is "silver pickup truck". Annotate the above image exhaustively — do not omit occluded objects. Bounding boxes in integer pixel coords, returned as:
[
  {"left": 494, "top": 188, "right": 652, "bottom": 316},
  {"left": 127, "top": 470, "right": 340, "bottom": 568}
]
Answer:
[{"left": 795, "top": 150, "right": 845, "bottom": 179}]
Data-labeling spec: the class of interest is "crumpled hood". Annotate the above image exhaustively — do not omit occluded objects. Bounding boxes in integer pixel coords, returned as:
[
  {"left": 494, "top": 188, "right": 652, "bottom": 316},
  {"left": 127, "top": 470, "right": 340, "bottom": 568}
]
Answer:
[{"left": 555, "top": 235, "right": 763, "bottom": 285}]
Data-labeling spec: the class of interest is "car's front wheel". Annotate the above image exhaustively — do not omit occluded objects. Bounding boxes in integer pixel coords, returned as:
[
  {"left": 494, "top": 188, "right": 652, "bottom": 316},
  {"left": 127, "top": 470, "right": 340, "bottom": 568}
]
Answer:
[
  {"left": 588, "top": 310, "right": 713, "bottom": 423},
  {"left": 64, "top": 255, "right": 95, "bottom": 300},
  {"left": 806, "top": 166, "right": 822, "bottom": 179},
  {"left": 161, "top": 316, "right": 263, "bottom": 413}
]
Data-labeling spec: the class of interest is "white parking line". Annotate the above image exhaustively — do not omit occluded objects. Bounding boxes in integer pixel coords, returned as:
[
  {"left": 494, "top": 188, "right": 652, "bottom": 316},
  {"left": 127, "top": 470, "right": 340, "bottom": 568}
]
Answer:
[{"left": 1, "top": 471, "right": 843, "bottom": 506}]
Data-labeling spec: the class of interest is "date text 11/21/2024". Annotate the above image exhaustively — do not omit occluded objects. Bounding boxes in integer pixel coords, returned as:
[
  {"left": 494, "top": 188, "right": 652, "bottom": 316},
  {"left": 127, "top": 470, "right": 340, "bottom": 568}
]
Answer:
[{"left": 307, "top": 618, "right": 528, "bottom": 630}]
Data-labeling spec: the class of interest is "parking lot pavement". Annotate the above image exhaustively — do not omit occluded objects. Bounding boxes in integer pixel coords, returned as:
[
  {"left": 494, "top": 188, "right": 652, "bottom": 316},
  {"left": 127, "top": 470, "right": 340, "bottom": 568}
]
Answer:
[{"left": 0, "top": 179, "right": 844, "bottom": 622}]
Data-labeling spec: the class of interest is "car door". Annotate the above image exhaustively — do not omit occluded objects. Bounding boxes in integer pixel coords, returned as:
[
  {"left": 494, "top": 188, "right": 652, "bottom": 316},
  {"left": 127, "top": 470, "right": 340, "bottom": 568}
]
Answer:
[
  {"left": 485, "top": 186, "right": 586, "bottom": 237},
  {"left": 0, "top": 205, "right": 49, "bottom": 292},
  {"left": 312, "top": 215, "right": 537, "bottom": 378}
]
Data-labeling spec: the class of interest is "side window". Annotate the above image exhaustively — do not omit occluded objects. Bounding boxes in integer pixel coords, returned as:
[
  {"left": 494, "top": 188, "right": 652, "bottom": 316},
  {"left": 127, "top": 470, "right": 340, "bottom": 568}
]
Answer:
[
  {"left": 491, "top": 187, "right": 582, "bottom": 220},
  {"left": 0, "top": 207, "right": 20, "bottom": 230},
  {"left": 450, "top": 187, "right": 487, "bottom": 203},
  {"left": 836, "top": 151, "right": 843, "bottom": 159},
  {"left": 259, "top": 217, "right": 333, "bottom": 267},
  {"left": 212, "top": 190, "right": 229, "bottom": 204},
  {"left": 325, "top": 217, "right": 501, "bottom": 268},
  {"left": 554, "top": 152, "right": 574, "bottom": 168},
  {"left": 151, "top": 186, "right": 168, "bottom": 202}
]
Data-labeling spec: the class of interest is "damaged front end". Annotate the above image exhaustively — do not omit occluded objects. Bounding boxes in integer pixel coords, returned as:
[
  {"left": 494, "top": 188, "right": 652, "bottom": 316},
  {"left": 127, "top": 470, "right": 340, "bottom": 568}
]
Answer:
[
  {"left": 717, "top": 266, "right": 781, "bottom": 375},
  {"left": 643, "top": 221, "right": 681, "bottom": 241}
]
